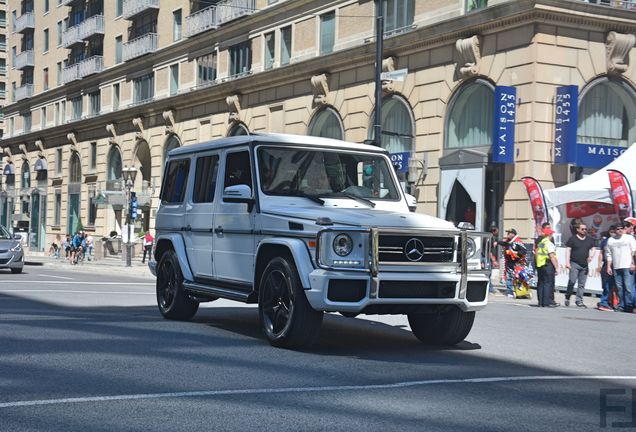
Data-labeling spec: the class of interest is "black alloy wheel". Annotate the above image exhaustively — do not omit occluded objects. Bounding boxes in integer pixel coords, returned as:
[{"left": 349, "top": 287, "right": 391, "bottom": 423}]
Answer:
[{"left": 156, "top": 250, "right": 199, "bottom": 320}]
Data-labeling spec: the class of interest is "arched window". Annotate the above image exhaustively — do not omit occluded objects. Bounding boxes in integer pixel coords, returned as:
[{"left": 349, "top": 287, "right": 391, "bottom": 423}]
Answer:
[
  {"left": 445, "top": 80, "right": 494, "bottom": 149},
  {"left": 69, "top": 152, "right": 81, "bottom": 183},
  {"left": 21, "top": 162, "right": 30, "bottom": 189},
  {"left": 308, "top": 107, "right": 344, "bottom": 140},
  {"left": 369, "top": 95, "right": 414, "bottom": 154},
  {"left": 164, "top": 135, "right": 181, "bottom": 162},
  {"left": 228, "top": 123, "right": 249, "bottom": 136},
  {"left": 578, "top": 77, "right": 636, "bottom": 148},
  {"left": 107, "top": 146, "right": 122, "bottom": 181}
]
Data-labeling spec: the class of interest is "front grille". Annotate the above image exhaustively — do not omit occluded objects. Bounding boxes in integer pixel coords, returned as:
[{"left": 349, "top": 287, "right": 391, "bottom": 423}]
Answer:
[
  {"left": 0, "top": 258, "right": 10, "bottom": 264},
  {"left": 379, "top": 281, "right": 456, "bottom": 299},
  {"left": 378, "top": 234, "right": 455, "bottom": 263},
  {"left": 0, "top": 249, "right": 7, "bottom": 253}
]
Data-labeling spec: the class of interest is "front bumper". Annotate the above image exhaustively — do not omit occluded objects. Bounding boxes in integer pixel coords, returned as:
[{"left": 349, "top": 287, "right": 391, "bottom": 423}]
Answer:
[{"left": 0, "top": 250, "right": 24, "bottom": 269}]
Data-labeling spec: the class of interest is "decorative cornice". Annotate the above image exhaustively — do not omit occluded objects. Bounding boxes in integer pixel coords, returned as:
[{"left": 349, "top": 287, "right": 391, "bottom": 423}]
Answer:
[
  {"left": 132, "top": 117, "right": 145, "bottom": 141},
  {"left": 310, "top": 73, "right": 329, "bottom": 106},
  {"left": 606, "top": 31, "right": 636, "bottom": 75},
  {"left": 226, "top": 95, "right": 241, "bottom": 123},
  {"left": 35, "top": 140, "right": 44, "bottom": 158},
  {"left": 381, "top": 56, "right": 397, "bottom": 93},
  {"left": 456, "top": 36, "right": 481, "bottom": 79},
  {"left": 163, "top": 110, "right": 176, "bottom": 135},
  {"left": 106, "top": 123, "right": 118, "bottom": 145},
  {"left": 67, "top": 132, "right": 78, "bottom": 153}
]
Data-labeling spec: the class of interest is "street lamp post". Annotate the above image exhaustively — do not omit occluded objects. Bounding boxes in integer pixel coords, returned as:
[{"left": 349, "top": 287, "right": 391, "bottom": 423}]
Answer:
[{"left": 122, "top": 166, "right": 137, "bottom": 267}]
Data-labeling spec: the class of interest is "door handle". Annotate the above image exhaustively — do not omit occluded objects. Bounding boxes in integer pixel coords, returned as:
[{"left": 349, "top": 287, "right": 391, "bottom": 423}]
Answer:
[{"left": 214, "top": 226, "right": 224, "bottom": 234}]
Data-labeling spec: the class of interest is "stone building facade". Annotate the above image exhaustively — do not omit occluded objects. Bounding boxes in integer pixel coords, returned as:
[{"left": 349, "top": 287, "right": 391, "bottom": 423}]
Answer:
[{"left": 1, "top": 0, "right": 635, "bottom": 252}]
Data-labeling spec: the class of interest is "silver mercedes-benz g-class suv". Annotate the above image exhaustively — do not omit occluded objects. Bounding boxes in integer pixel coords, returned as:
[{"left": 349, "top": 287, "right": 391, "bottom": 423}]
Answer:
[{"left": 150, "top": 133, "right": 491, "bottom": 348}]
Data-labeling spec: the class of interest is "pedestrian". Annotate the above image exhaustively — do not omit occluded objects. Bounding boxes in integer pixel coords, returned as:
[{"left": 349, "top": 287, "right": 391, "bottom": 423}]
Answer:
[
  {"left": 564, "top": 222, "right": 596, "bottom": 308},
  {"left": 64, "top": 235, "right": 71, "bottom": 259},
  {"left": 142, "top": 231, "right": 154, "bottom": 264},
  {"left": 604, "top": 222, "right": 636, "bottom": 313},
  {"left": 535, "top": 227, "right": 560, "bottom": 307},
  {"left": 85, "top": 234, "right": 93, "bottom": 261},
  {"left": 597, "top": 226, "right": 616, "bottom": 311},
  {"left": 499, "top": 228, "right": 526, "bottom": 298},
  {"left": 534, "top": 222, "right": 553, "bottom": 305}
]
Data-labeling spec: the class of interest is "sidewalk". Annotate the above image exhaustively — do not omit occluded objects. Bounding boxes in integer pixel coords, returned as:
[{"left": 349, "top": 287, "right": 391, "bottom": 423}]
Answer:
[{"left": 25, "top": 254, "right": 155, "bottom": 279}]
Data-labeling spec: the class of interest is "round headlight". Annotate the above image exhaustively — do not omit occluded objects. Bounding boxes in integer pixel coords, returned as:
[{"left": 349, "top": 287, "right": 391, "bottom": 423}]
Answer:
[
  {"left": 466, "top": 238, "right": 476, "bottom": 259},
  {"left": 333, "top": 233, "right": 353, "bottom": 257}
]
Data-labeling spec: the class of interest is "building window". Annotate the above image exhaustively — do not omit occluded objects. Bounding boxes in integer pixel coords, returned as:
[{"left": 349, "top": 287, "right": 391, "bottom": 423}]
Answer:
[
  {"left": 229, "top": 123, "right": 249, "bottom": 136},
  {"left": 89, "top": 90, "right": 100, "bottom": 116},
  {"left": 11, "top": 46, "right": 16, "bottom": 69},
  {"left": 88, "top": 185, "right": 97, "bottom": 226},
  {"left": 170, "top": 64, "right": 179, "bottom": 96},
  {"left": 445, "top": 80, "right": 494, "bottom": 149},
  {"left": 264, "top": 32, "right": 275, "bottom": 70},
  {"left": 133, "top": 73, "right": 154, "bottom": 104},
  {"left": 319, "top": 11, "right": 335, "bottom": 55},
  {"left": 56, "top": 148, "right": 62, "bottom": 174},
  {"left": 61, "top": 100, "right": 66, "bottom": 123},
  {"left": 383, "top": 0, "right": 415, "bottom": 34},
  {"left": 24, "top": 112, "right": 32, "bottom": 133},
  {"left": 43, "top": 67, "right": 49, "bottom": 90},
  {"left": 197, "top": 53, "right": 217, "bottom": 86},
  {"left": 44, "top": 0, "right": 49, "bottom": 13},
  {"left": 163, "top": 135, "right": 180, "bottom": 163},
  {"left": 54, "top": 190, "right": 61, "bottom": 226},
  {"left": 308, "top": 107, "right": 344, "bottom": 140},
  {"left": 229, "top": 41, "right": 252, "bottom": 77},
  {"left": 115, "top": 36, "right": 122, "bottom": 64},
  {"left": 90, "top": 142, "right": 97, "bottom": 170},
  {"left": 578, "top": 77, "right": 636, "bottom": 148},
  {"left": 70, "top": 96, "right": 82, "bottom": 120},
  {"left": 41, "top": 106, "right": 46, "bottom": 129},
  {"left": 21, "top": 162, "right": 30, "bottom": 189},
  {"left": 56, "top": 62, "right": 61, "bottom": 86},
  {"left": 43, "top": 28, "right": 49, "bottom": 52},
  {"left": 466, "top": 0, "right": 488, "bottom": 13},
  {"left": 107, "top": 146, "right": 122, "bottom": 181},
  {"left": 116, "top": 0, "right": 123, "bottom": 17},
  {"left": 69, "top": 153, "right": 81, "bottom": 183},
  {"left": 280, "top": 26, "right": 291, "bottom": 66},
  {"left": 57, "top": 21, "right": 62, "bottom": 46},
  {"left": 173, "top": 9, "right": 182, "bottom": 41},
  {"left": 113, "top": 83, "right": 120, "bottom": 110}
]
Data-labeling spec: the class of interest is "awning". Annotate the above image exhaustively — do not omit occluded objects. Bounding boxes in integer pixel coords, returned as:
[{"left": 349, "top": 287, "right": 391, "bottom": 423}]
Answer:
[
  {"left": 3, "top": 164, "right": 15, "bottom": 175},
  {"left": 34, "top": 158, "right": 48, "bottom": 171}
]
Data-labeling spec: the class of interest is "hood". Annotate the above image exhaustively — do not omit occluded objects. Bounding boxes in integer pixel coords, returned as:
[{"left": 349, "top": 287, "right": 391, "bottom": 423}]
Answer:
[
  {"left": 0, "top": 238, "right": 19, "bottom": 251},
  {"left": 263, "top": 204, "right": 456, "bottom": 230}
]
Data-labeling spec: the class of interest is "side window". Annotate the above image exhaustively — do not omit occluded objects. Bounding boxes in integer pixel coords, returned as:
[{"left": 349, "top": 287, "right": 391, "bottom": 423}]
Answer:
[
  {"left": 161, "top": 159, "right": 190, "bottom": 204},
  {"left": 193, "top": 155, "right": 219, "bottom": 203},
  {"left": 223, "top": 151, "right": 252, "bottom": 189}
]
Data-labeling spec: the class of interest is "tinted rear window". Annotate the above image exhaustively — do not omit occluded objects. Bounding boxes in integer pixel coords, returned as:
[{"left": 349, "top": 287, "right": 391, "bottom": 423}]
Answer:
[{"left": 161, "top": 159, "right": 190, "bottom": 204}]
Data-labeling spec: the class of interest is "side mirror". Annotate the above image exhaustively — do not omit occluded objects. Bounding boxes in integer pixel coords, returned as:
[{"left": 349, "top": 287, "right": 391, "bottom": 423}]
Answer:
[
  {"left": 223, "top": 184, "right": 255, "bottom": 210},
  {"left": 405, "top": 193, "right": 417, "bottom": 213}
]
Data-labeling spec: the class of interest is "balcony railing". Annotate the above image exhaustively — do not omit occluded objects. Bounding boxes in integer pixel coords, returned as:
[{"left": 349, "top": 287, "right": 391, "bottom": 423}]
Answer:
[
  {"left": 79, "top": 15, "right": 105, "bottom": 40},
  {"left": 217, "top": 0, "right": 256, "bottom": 26},
  {"left": 78, "top": 56, "right": 103, "bottom": 78},
  {"left": 0, "top": 66, "right": 6, "bottom": 74},
  {"left": 0, "top": 18, "right": 6, "bottom": 28},
  {"left": 0, "top": 90, "right": 6, "bottom": 98},
  {"left": 583, "top": 0, "right": 636, "bottom": 10},
  {"left": 123, "top": 33, "right": 157, "bottom": 62},
  {"left": 62, "top": 63, "right": 80, "bottom": 84},
  {"left": 14, "top": 84, "right": 34, "bottom": 102},
  {"left": 0, "top": 42, "right": 6, "bottom": 51},
  {"left": 62, "top": 25, "right": 81, "bottom": 48},
  {"left": 14, "top": 12, "right": 35, "bottom": 33},
  {"left": 14, "top": 50, "right": 35, "bottom": 69},
  {"left": 122, "top": 0, "right": 160, "bottom": 20},
  {"left": 185, "top": 5, "right": 218, "bottom": 37}
]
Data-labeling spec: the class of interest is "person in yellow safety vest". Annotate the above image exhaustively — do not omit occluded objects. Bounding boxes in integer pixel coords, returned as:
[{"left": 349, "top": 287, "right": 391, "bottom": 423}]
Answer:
[{"left": 536, "top": 227, "right": 560, "bottom": 308}]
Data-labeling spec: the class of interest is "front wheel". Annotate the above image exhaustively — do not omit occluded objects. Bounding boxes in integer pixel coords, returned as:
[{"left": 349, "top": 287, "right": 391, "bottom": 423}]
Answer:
[
  {"left": 11, "top": 267, "right": 23, "bottom": 274},
  {"left": 156, "top": 250, "right": 199, "bottom": 320},
  {"left": 258, "top": 256, "right": 323, "bottom": 348},
  {"left": 408, "top": 307, "right": 475, "bottom": 345}
]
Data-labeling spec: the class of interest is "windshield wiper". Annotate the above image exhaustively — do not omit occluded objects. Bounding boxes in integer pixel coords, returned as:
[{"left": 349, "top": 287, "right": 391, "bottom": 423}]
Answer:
[
  {"left": 324, "top": 192, "right": 375, "bottom": 208},
  {"left": 287, "top": 192, "right": 325, "bottom": 205}
]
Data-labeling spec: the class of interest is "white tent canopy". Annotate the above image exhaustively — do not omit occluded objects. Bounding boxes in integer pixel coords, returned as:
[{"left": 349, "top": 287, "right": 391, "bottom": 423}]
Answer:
[{"left": 544, "top": 144, "right": 636, "bottom": 208}]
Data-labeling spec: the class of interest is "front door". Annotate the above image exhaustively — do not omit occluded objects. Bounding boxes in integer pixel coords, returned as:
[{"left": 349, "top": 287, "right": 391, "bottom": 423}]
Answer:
[
  {"left": 212, "top": 149, "right": 255, "bottom": 286},
  {"left": 183, "top": 153, "right": 219, "bottom": 279}
]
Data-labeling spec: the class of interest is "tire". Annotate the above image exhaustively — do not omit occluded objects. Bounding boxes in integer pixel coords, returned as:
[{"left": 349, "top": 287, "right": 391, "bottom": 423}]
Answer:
[
  {"left": 156, "top": 249, "right": 199, "bottom": 320},
  {"left": 408, "top": 307, "right": 475, "bottom": 345},
  {"left": 258, "top": 256, "right": 323, "bottom": 348},
  {"left": 11, "top": 267, "right": 23, "bottom": 274}
]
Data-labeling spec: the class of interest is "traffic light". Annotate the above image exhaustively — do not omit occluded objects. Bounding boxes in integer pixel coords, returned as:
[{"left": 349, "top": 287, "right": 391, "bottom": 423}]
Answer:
[{"left": 130, "top": 192, "right": 138, "bottom": 220}]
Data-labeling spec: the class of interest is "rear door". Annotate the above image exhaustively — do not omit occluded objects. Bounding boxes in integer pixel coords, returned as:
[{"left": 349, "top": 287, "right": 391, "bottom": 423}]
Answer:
[{"left": 183, "top": 152, "right": 220, "bottom": 279}]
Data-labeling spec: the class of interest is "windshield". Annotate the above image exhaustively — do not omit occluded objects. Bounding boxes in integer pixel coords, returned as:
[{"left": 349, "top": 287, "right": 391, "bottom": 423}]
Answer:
[
  {"left": 0, "top": 225, "right": 12, "bottom": 240},
  {"left": 257, "top": 146, "right": 400, "bottom": 201}
]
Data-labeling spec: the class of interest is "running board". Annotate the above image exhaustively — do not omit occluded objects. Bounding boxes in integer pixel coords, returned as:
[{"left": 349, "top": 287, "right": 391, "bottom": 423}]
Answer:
[{"left": 183, "top": 281, "right": 251, "bottom": 303}]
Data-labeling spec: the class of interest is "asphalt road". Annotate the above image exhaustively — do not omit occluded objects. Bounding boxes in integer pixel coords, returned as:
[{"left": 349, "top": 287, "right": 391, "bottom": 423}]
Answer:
[{"left": 1, "top": 266, "right": 635, "bottom": 431}]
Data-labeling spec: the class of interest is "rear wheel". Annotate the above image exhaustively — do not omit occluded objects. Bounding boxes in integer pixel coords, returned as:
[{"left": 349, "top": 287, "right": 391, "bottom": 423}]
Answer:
[
  {"left": 258, "top": 256, "right": 323, "bottom": 348},
  {"left": 408, "top": 307, "right": 475, "bottom": 345},
  {"left": 156, "top": 250, "right": 199, "bottom": 320}
]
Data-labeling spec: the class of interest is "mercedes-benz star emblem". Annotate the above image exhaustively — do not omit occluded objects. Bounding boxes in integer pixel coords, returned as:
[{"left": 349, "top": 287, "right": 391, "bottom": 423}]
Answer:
[{"left": 404, "top": 238, "right": 425, "bottom": 262}]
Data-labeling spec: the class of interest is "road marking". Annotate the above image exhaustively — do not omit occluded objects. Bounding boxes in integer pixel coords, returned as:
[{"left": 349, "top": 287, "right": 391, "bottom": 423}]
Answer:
[
  {"left": 0, "top": 289, "right": 152, "bottom": 294},
  {"left": 38, "top": 274, "right": 74, "bottom": 280},
  {"left": 0, "top": 281, "right": 154, "bottom": 286},
  {"left": 1, "top": 375, "right": 635, "bottom": 409}
]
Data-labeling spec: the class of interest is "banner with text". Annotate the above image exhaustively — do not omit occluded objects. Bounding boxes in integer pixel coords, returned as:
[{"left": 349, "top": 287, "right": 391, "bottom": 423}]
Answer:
[
  {"left": 492, "top": 86, "right": 516, "bottom": 164},
  {"left": 607, "top": 169, "right": 634, "bottom": 219},
  {"left": 554, "top": 85, "right": 578, "bottom": 164}
]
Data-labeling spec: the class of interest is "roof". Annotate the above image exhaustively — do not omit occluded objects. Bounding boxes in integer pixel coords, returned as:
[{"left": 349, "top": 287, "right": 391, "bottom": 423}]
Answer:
[{"left": 167, "top": 133, "right": 388, "bottom": 157}]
